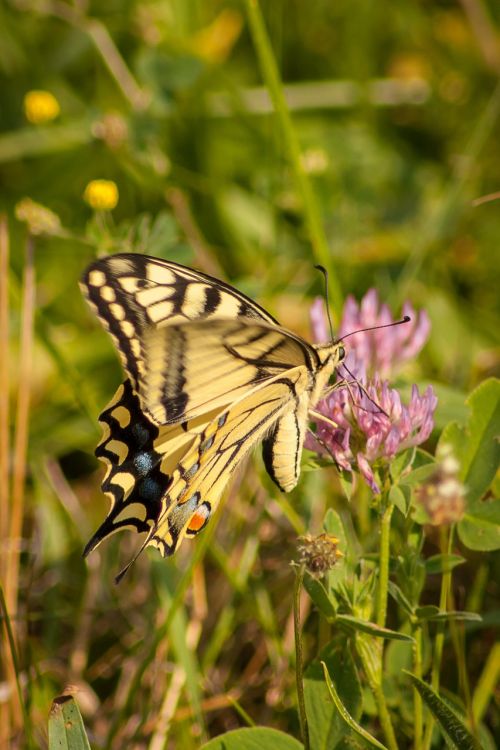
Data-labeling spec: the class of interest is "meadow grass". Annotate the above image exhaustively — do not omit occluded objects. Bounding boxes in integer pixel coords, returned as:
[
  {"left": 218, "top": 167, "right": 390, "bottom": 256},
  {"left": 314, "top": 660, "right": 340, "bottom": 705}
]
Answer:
[{"left": 1, "top": 2, "right": 499, "bottom": 748}]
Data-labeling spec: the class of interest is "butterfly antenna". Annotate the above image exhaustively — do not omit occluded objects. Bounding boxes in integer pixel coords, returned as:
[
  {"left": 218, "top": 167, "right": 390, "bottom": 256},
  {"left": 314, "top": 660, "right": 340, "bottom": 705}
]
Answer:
[
  {"left": 341, "top": 315, "right": 410, "bottom": 341},
  {"left": 340, "top": 363, "right": 390, "bottom": 418},
  {"left": 314, "top": 265, "right": 335, "bottom": 341}
]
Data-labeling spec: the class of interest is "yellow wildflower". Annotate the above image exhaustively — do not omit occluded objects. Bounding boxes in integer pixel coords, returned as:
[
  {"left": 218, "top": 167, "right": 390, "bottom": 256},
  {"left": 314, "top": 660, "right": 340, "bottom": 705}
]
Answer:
[
  {"left": 192, "top": 9, "right": 243, "bottom": 63},
  {"left": 24, "top": 90, "right": 60, "bottom": 124},
  {"left": 15, "top": 198, "right": 62, "bottom": 236},
  {"left": 83, "top": 180, "right": 119, "bottom": 211}
]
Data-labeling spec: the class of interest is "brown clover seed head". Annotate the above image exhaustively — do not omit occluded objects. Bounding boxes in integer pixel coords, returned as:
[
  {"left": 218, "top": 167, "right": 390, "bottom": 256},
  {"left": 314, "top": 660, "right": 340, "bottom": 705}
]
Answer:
[
  {"left": 296, "top": 533, "right": 342, "bottom": 579},
  {"left": 415, "top": 443, "right": 465, "bottom": 526}
]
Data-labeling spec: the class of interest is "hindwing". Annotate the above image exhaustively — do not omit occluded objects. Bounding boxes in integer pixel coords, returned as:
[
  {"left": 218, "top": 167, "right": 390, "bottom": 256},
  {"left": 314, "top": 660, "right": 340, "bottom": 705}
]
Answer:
[
  {"left": 113, "top": 366, "right": 311, "bottom": 579},
  {"left": 84, "top": 379, "right": 222, "bottom": 558}
]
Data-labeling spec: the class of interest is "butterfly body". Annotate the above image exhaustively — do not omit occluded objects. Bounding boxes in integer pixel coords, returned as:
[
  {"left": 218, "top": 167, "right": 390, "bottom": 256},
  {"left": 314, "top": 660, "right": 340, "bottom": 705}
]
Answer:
[{"left": 81, "top": 254, "right": 345, "bottom": 574}]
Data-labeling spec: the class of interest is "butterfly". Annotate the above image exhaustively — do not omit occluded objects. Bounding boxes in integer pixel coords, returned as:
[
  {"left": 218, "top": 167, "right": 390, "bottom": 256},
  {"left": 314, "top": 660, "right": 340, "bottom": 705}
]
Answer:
[{"left": 80, "top": 253, "right": 346, "bottom": 580}]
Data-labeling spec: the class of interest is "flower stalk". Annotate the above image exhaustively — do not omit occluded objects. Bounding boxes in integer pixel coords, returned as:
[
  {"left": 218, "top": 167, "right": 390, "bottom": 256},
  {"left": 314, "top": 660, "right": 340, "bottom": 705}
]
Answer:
[
  {"left": 355, "top": 634, "right": 399, "bottom": 750},
  {"left": 422, "top": 526, "right": 454, "bottom": 750},
  {"left": 376, "top": 499, "right": 394, "bottom": 629},
  {"left": 412, "top": 625, "right": 424, "bottom": 750},
  {"left": 293, "top": 563, "right": 310, "bottom": 750}
]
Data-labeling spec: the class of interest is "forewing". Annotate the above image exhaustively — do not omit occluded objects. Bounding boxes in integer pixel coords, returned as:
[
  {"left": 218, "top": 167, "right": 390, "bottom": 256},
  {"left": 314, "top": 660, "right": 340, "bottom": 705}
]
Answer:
[
  {"left": 139, "top": 318, "right": 319, "bottom": 424},
  {"left": 80, "top": 253, "right": 278, "bottom": 392}
]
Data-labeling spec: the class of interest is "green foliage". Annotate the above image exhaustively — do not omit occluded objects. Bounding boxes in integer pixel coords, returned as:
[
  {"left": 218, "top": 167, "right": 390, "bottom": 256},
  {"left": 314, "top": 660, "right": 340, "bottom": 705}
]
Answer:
[
  {"left": 304, "top": 645, "right": 362, "bottom": 750},
  {"left": 403, "top": 673, "right": 481, "bottom": 750},
  {"left": 48, "top": 696, "right": 91, "bottom": 750},
  {"left": 200, "top": 727, "right": 304, "bottom": 749},
  {"left": 443, "top": 378, "right": 500, "bottom": 550}
]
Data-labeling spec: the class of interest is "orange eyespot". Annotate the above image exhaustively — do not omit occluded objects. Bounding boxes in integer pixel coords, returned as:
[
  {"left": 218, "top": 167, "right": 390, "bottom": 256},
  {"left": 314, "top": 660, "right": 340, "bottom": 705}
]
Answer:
[{"left": 187, "top": 505, "right": 211, "bottom": 533}]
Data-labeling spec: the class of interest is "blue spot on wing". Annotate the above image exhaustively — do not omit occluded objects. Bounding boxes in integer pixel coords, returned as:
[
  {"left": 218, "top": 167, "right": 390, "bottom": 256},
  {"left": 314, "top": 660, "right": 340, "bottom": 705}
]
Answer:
[{"left": 134, "top": 451, "right": 154, "bottom": 475}]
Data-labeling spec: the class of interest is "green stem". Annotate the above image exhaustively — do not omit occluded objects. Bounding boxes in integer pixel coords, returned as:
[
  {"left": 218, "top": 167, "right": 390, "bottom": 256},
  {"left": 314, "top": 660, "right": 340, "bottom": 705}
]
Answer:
[
  {"left": 422, "top": 526, "right": 453, "bottom": 750},
  {"left": 412, "top": 624, "right": 423, "bottom": 750},
  {"left": 293, "top": 564, "right": 310, "bottom": 750},
  {"left": 376, "top": 501, "right": 394, "bottom": 629},
  {"left": 356, "top": 635, "right": 399, "bottom": 750},
  {"left": 374, "top": 684, "right": 399, "bottom": 750},
  {"left": 243, "top": 0, "right": 342, "bottom": 318}
]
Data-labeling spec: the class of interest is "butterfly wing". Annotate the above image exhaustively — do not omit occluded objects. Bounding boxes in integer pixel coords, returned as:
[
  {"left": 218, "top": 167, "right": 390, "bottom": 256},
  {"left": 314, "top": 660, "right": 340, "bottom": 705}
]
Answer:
[
  {"left": 84, "top": 316, "right": 321, "bottom": 556},
  {"left": 112, "top": 365, "right": 312, "bottom": 578},
  {"left": 81, "top": 253, "right": 317, "bottom": 423},
  {"left": 136, "top": 317, "right": 320, "bottom": 424},
  {"left": 81, "top": 252, "right": 279, "bottom": 393},
  {"left": 81, "top": 253, "right": 281, "bottom": 553},
  {"left": 84, "top": 379, "right": 221, "bottom": 557}
]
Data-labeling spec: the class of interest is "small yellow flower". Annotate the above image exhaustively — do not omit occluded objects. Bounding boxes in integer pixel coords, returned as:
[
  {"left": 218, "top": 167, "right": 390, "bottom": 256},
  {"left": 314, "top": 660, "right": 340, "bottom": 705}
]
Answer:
[
  {"left": 191, "top": 9, "right": 243, "bottom": 63},
  {"left": 24, "top": 90, "right": 60, "bottom": 124},
  {"left": 83, "top": 180, "right": 119, "bottom": 211},
  {"left": 15, "top": 198, "right": 62, "bottom": 236}
]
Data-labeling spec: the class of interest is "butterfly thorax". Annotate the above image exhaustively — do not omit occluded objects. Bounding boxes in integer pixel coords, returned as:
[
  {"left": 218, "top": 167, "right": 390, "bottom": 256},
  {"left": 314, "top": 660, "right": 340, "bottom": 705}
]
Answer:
[{"left": 310, "top": 341, "right": 345, "bottom": 406}]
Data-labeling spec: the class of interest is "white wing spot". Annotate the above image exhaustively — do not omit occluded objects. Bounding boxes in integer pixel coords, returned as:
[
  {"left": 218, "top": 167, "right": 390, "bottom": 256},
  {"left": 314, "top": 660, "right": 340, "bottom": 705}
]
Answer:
[
  {"left": 115, "top": 502, "right": 147, "bottom": 523},
  {"left": 106, "top": 439, "right": 129, "bottom": 464},
  {"left": 148, "top": 265, "right": 176, "bottom": 284},
  {"left": 184, "top": 283, "right": 208, "bottom": 317},
  {"left": 120, "top": 319, "right": 135, "bottom": 338},
  {"left": 110, "top": 303, "right": 126, "bottom": 321},
  {"left": 100, "top": 285, "right": 116, "bottom": 302},
  {"left": 148, "top": 300, "right": 175, "bottom": 323},
  {"left": 131, "top": 338, "right": 141, "bottom": 358},
  {"left": 137, "top": 286, "right": 173, "bottom": 306},
  {"left": 88, "top": 269, "right": 106, "bottom": 287},
  {"left": 120, "top": 277, "right": 142, "bottom": 293},
  {"left": 213, "top": 293, "right": 240, "bottom": 318},
  {"left": 111, "top": 405, "right": 131, "bottom": 428}
]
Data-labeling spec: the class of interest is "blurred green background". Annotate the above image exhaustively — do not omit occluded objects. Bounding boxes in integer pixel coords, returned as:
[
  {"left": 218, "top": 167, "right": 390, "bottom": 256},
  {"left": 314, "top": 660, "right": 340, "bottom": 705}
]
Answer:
[{"left": 1, "top": 0, "right": 499, "bottom": 747}]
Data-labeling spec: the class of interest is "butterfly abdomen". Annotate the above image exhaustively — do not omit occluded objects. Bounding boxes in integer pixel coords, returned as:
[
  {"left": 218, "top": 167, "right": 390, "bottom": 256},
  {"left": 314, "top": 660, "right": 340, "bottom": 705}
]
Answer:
[{"left": 262, "top": 396, "right": 309, "bottom": 492}]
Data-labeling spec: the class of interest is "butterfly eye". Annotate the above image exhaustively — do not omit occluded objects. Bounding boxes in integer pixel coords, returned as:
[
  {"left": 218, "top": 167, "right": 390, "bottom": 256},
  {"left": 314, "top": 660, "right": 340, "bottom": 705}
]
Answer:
[{"left": 338, "top": 346, "right": 345, "bottom": 361}]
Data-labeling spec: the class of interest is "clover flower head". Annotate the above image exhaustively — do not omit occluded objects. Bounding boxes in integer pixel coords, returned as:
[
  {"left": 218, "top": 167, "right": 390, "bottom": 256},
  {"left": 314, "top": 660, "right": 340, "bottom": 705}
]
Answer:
[
  {"left": 296, "top": 533, "right": 342, "bottom": 579},
  {"left": 308, "top": 380, "right": 437, "bottom": 493},
  {"left": 308, "top": 289, "right": 436, "bottom": 494},
  {"left": 311, "top": 288, "right": 430, "bottom": 379},
  {"left": 414, "top": 443, "right": 465, "bottom": 525}
]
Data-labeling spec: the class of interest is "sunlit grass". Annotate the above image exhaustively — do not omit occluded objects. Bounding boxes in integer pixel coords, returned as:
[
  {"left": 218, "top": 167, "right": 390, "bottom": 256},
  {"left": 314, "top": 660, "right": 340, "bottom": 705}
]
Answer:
[{"left": 1, "top": 1, "right": 499, "bottom": 749}]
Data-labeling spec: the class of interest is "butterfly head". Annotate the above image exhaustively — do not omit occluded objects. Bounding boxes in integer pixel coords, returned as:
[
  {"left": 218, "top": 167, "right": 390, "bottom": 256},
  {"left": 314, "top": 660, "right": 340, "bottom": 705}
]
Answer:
[{"left": 312, "top": 340, "right": 347, "bottom": 398}]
